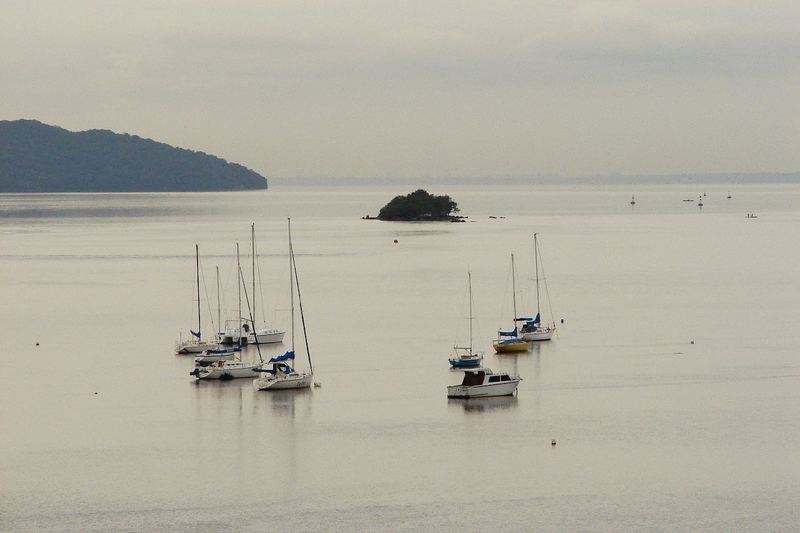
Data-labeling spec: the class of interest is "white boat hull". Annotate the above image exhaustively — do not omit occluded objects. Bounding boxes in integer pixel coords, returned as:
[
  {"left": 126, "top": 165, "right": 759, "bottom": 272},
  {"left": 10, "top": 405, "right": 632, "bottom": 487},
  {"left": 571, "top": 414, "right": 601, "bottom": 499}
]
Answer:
[
  {"left": 447, "top": 380, "right": 520, "bottom": 399},
  {"left": 194, "top": 352, "right": 236, "bottom": 364},
  {"left": 247, "top": 330, "right": 285, "bottom": 345},
  {"left": 521, "top": 328, "right": 554, "bottom": 341},
  {"left": 254, "top": 372, "right": 313, "bottom": 390},
  {"left": 176, "top": 341, "right": 218, "bottom": 354},
  {"left": 193, "top": 363, "right": 262, "bottom": 380}
]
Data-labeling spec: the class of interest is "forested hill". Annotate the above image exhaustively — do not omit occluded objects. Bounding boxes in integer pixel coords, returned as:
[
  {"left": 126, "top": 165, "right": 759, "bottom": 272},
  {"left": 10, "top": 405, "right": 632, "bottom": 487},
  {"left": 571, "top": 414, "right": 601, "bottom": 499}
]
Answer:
[{"left": 0, "top": 120, "right": 268, "bottom": 192}]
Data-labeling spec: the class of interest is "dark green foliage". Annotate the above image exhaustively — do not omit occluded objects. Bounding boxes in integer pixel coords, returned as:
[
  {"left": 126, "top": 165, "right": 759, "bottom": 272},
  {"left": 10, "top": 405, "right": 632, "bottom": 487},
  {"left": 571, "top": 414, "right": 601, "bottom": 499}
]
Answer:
[
  {"left": 377, "top": 189, "right": 459, "bottom": 220},
  {"left": 0, "top": 120, "right": 267, "bottom": 192}
]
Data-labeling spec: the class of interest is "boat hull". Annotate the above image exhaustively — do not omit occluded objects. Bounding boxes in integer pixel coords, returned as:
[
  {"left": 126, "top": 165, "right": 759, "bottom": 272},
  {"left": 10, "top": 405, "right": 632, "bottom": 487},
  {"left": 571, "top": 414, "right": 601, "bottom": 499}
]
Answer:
[
  {"left": 447, "top": 380, "right": 520, "bottom": 399},
  {"left": 193, "top": 363, "right": 262, "bottom": 380},
  {"left": 521, "top": 328, "right": 554, "bottom": 342},
  {"left": 254, "top": 372, "right": 313, "bottom": 390},
  {"left": 247, "top": 330, "right": 285, "bottom": 345},
  {"left": 493, "top": 340, "right": 530, "bottom": 353},
  {"left": 449, "top": 358, "right": 482, "bottom": 368},
  {"left": 176, "top": 341, "right": 218, "bottom": 354}
]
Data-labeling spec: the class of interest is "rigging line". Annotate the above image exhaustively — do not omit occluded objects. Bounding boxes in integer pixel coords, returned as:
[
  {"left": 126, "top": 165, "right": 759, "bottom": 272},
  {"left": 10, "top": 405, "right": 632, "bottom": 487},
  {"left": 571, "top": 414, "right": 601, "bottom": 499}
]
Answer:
[
  {"left": 498, "top": 258, "right": 513, "bottom": 328},
  {"left": 290, "top": 231, "right": 313, "bottom": 374},
  {"left": 536, "top": 244, "right": 557, "bottom": 327},
  {"left": 254, "top": 236, "right": 270, "bottom": 326},
  {"left": 238, "top": 263, "right": 263, "bottom": 364},
  {"left": 198, "top": 260, "right": 217, "bottom": 335}
]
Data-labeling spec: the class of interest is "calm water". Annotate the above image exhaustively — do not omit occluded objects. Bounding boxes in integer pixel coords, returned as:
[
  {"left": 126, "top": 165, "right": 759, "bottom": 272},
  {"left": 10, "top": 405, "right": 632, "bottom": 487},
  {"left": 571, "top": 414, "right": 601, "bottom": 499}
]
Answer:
[{"left": 1, "top": 184, "right": 799, "bottom": 532}]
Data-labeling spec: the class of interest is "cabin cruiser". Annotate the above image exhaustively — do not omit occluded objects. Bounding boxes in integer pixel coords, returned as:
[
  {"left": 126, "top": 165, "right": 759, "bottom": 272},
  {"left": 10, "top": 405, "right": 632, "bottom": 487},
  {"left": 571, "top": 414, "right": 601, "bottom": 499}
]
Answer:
[{"left": 447, "top": 368, "right": 521, "bottom": 398}]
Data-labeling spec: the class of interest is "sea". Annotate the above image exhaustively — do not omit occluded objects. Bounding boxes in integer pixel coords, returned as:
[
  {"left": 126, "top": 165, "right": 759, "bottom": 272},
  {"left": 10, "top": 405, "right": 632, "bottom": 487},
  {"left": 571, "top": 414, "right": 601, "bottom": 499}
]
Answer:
[{"left": 1, "top": 182, "right": 799, "bottom": 532}]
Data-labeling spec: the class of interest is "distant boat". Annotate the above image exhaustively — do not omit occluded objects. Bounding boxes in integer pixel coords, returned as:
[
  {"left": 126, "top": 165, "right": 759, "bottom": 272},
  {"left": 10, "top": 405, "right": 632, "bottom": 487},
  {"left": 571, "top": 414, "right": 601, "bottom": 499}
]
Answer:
[
  {"left": 727, "top": 191, "right": 732, "bottom": 199},
  {"left": 493, "top": 253, "right": 530, "bottom": 353},
  {"left": 447, "top": 368, "right": 521, "bottom": 399},
  {"left": 254, "top": 219, "right": 314, "bottom": 391},
  {"left": 176, "top": 244, "right": 219, "bottom": 354},
  {"left": 449, "top": 272, "right": 483, "bottom": 368},
  {"left": 630, "top": 195, "right": 636, "bottom": 205},
  {"left": 520, "top": 234, "right": 555, "bottom": 342},
  {"left": 698, "top": 195, "right": 704, "bottom": 207}
]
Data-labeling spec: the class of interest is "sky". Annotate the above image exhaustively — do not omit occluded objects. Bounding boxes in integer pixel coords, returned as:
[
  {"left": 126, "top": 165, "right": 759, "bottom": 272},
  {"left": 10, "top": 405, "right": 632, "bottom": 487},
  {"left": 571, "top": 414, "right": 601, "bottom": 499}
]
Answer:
[{"left": 1, "top": 0, "right": 799, "bottom": 179}]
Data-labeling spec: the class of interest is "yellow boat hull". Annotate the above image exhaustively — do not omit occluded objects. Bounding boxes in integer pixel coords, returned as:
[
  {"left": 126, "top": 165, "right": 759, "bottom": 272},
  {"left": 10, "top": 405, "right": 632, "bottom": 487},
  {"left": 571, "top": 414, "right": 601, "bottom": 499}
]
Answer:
[{"left": 493, "top": 341, "right": 530, "bottom": 353}]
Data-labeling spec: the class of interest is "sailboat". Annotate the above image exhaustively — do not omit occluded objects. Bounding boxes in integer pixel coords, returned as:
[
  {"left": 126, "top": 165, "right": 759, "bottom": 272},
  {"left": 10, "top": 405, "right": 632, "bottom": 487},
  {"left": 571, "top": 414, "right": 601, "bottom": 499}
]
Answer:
[
  {"left": 449, "top": 272, "right": 483, "bottom": 368},
  {"left": 176, "top": 244, "right": 219, "bottom": 354},
  {"left": 246, "top": 223, "right": 286, "bottom": 345},
  {"left": 253, "top": 218, "right": 314, "bottom": 390},
  {"left": 190, "top": 254, "right": 264, "bottom": 380},
  {"left": 492, "top": 253, "right": 530, "bottom": 353},
  {"left": 520, "top": 233, "right": 556, "bottom": 341},
  {"left": 219, "top": 242, "right": 248, "bottom": 345}
]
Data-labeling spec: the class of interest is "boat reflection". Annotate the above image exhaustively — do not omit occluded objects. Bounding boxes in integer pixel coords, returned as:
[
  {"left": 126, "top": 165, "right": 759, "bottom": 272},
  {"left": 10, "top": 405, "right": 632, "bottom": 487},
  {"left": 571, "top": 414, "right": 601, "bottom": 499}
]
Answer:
[
  {"left": 448, "top": 395, "right": 518, "bottom": 413},
  {"left": 259, "top": 388, "right": 313, "bottom": 417}
]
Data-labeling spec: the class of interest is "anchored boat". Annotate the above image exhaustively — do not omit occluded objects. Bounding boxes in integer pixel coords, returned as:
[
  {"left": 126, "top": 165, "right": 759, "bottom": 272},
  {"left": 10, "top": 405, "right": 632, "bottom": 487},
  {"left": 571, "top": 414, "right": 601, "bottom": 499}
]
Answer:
[{"left": 447, "top": 368, "right": 521, "bottom": 398}]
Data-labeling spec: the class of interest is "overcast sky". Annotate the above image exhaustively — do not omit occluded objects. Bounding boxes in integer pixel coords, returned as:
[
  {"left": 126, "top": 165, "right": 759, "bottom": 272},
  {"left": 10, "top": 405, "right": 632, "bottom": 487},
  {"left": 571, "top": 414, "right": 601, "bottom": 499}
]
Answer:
[{"left": 2, "top": 0, "right": 798, "bottom": 178}]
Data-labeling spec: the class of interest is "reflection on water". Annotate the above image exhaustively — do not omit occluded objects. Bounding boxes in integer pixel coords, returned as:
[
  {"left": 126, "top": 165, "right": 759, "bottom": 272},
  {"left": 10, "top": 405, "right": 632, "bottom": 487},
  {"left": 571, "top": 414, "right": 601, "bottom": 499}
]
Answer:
[
  {"left": 448, "top": 395, "right": 519, "bottom": 413},
  {"left": 258, "top": 388, "right": 313, "bottom": 418}
]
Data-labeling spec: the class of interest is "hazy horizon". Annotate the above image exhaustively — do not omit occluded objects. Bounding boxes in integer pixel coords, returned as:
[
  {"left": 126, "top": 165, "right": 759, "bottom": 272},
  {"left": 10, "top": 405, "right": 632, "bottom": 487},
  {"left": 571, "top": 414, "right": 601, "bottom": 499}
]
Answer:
[{"left": 2, "top": 1, "right": 798, "bottom": 179}]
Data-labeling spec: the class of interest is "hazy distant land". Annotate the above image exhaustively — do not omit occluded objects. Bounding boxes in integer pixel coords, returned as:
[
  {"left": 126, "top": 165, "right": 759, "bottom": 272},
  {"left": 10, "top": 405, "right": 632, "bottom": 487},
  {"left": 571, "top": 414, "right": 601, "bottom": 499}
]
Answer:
[{"left": 0, "top": 120, "right": 268, "bottom": 192}]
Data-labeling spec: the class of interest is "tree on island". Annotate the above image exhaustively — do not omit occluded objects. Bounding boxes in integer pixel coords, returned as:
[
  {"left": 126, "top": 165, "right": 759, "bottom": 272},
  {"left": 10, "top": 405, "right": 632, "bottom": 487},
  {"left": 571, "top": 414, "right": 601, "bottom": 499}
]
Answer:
[{"left": 377, "top": 189, "right": 460, "bottom": 221}]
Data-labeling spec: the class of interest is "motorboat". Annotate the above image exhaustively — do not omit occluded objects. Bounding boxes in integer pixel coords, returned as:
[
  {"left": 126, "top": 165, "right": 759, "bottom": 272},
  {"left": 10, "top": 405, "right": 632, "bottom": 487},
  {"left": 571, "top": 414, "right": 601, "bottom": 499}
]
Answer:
[
  {"left": 447, "top": 368, "right": 521, "bottom": 398},
  {"left": 247, "top": 327, "right": 285, "bottom": 345}
]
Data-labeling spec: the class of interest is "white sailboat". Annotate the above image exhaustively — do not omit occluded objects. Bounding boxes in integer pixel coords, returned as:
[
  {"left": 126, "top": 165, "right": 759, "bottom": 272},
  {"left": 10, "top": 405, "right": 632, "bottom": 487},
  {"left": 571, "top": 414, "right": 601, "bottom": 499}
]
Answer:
[
  {"left": 520, "top": 233, "right": 556, "bottom": 342},
  {"left": 176, "top": 244, "right": 219, "bottom": 354},
  {"left": 219, "top": 242, "right": 248, "bottom": 346},
  {"left": 449, "top": 271, "right": 483, "bottom": 368},
  {"left": 246, "top": 223, "right": 286, "bottom": 345},
  {"left": 191, "top": 253, "right": 263, "bottom": 381},
  {"left": 493, "top": 253, "right": 530, "bottom": 353},
  {"left": 254, "top": 218, "right": 314, "bottom": 391}
]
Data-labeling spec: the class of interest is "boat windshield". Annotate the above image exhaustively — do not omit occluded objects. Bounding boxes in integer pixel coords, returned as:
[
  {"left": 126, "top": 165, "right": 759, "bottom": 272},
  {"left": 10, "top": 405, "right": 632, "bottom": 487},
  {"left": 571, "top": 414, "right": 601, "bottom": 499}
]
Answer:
[{"left": 461, "top": 371, "right": 485, "bottom": 386}]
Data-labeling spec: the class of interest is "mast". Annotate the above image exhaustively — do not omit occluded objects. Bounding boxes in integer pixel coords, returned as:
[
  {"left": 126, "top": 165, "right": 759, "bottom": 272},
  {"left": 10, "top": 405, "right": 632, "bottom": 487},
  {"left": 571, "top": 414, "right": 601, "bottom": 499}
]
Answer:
[
  {"left": 216, "top": 265, "right": 220, "bottom": 339},
  {"left": 534, "top": 233, "right": 541, "bottom": 317},
  {"left": 511, "top": 253, "right": 518, "bottom": 323},
  {"left": 251, "top": 223, "right": 256, "bottom": 330},
  {"left": 468, "top": 271, "right": 473, "bottom": 353},
  {"left": 195, "top": 244, "right": 201, "bottom": 342},
  {"left": 236, "top": 242, "right": 241, "bottom": 345},
  {"left": 289, "top": 218, "right": 313, "bottom": 374},
  {"left": 288, "top": 220, "right": 295, "bottom": 353}
]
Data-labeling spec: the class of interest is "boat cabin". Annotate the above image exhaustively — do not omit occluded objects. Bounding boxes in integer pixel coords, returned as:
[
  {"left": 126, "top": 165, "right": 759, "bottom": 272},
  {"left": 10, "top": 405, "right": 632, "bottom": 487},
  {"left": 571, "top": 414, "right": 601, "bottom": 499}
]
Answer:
[{"left": 460, "top": 370, "right": 514, "bottom": 386}]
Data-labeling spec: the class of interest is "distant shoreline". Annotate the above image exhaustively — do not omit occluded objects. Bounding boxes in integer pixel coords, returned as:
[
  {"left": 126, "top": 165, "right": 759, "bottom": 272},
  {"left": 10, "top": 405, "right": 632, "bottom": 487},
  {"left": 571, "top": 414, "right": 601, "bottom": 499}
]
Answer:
[{"left": 271, "top": 173, "right": 800, "bottom": 187}]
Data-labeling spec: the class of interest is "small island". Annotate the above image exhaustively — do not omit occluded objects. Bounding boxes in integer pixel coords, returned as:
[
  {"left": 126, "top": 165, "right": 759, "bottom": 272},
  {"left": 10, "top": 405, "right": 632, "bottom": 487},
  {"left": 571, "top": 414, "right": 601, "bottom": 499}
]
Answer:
[{"left": 365, "top": 189, "right": 465, "bottom": 221}]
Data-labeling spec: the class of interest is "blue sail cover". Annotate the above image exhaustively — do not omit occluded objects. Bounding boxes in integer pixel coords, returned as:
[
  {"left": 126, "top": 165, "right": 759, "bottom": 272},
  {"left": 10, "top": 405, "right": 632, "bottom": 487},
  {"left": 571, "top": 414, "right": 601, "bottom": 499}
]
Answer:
[
  {"left": 533, "top": 313, "right": 541, "bottom": 324},
  {"left": 514, "top": 317, "right": 533, "bottom": 322},
  {"left": 499, "top": 327, "right": 518, "bottom": 337},
  {"left": 269, "top": 351, "right": 296, "bottom": 363},
  {"left": 190, "top": 330, "right": 201, "bottom": 338}
]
